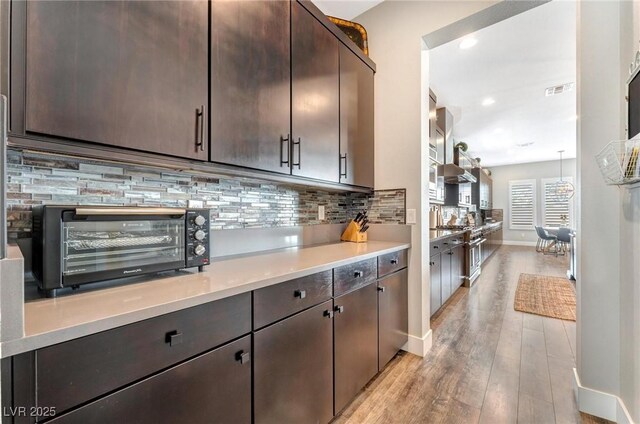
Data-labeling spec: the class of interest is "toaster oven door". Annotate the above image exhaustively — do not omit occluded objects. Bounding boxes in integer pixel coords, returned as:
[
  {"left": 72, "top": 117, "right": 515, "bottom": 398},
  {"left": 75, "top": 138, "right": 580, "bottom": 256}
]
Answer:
[{"left": 61, "top": 209, "right": 186, "bottom": 286}]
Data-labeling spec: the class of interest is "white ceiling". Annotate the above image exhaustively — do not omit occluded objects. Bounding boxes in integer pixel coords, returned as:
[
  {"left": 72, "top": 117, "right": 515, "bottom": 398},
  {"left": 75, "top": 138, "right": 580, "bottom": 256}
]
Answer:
[
  {"left": 429, "top": 1, "right": 577, "bottom": 167},
  {"left": 312, "top": 0, "right": 383, "bottom": 20}
]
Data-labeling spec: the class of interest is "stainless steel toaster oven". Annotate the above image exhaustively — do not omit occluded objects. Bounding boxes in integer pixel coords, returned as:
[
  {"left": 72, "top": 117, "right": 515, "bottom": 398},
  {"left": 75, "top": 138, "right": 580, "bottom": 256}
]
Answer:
[{"left": 32, "top": 206, "right": 210, "bottom": 297}]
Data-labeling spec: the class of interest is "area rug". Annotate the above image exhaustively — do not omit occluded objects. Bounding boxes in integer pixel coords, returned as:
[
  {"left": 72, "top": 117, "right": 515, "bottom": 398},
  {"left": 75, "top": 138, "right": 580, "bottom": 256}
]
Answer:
[{"left": 514, "top": 273, "right": 576, "bottom": 321}]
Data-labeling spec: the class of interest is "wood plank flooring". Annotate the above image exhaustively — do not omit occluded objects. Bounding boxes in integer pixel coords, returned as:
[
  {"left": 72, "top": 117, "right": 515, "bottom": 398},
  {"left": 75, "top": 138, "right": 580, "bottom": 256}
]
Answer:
[{"left": 333, "top": 245, "right": 611, "bottom": 424}]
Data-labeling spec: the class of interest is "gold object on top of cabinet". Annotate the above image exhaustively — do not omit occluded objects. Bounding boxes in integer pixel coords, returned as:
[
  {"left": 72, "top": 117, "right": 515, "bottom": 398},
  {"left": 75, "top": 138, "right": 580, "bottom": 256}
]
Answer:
[{"left": 327, "top": 16, "right": 369, "bottom": 56}]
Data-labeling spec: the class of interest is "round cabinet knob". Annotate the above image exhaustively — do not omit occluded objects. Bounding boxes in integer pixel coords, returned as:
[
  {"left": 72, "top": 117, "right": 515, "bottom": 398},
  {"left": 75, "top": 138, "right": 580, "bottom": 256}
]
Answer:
[
  {"left": 194, "top": 215, "right": 206, "bottom": 226},
  {"left": 193, "top": 244, "right": 206, "bottom": 256},
  {"left": 194, "top": 230, "right": 206, "bottom": 241}
]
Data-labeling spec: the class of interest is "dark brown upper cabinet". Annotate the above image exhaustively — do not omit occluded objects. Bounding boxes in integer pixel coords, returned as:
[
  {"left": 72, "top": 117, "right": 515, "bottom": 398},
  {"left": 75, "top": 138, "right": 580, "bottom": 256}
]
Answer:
[
  {"left": 210, "top": 0, "right": 291, "bottom": 174},
  {"left": 291, "top": 1, "right": 340, "bottom": 183},
  {"left": 23, "top": 1, "right": 208, "bottom": 160},
  {"left": 339, "top": 44, "right": 374, "bottom": 188}
]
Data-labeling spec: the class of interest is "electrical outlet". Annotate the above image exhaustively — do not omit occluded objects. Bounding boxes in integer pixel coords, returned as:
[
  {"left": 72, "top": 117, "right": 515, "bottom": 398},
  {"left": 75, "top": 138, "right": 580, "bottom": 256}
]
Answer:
[
  {"left": 406, "top": 208, "right": 417, "bottom": 224},
  {"left": 318, "top": 205, "right": 325, "bottom": 221}
]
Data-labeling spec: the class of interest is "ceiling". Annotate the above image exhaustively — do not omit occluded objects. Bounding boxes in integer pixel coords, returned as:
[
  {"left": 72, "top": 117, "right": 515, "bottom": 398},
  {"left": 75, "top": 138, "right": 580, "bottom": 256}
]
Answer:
[
  {"left": 429, "top": 1, "right": 577, "bottom": 167},
  {"left": 312, "top": 0, "right": 383, "bottom": 20}
]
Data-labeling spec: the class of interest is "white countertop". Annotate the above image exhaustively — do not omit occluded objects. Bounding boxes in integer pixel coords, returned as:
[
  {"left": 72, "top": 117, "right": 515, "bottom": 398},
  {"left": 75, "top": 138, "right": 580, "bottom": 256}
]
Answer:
[{"left": 1, "top": 240, "right": 409, "bottom": 357}]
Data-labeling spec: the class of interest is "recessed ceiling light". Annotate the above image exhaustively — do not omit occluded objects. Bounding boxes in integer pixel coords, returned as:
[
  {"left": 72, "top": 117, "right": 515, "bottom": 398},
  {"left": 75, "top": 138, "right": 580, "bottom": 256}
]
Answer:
[
  {"left": 482, "top": 98, "right": 495, "bottom": 106},
  {"left": 494, "top": 128, "right": 504, "bottom": 134},
  {"left": 459, "top": 37, "right": 478, "bottom": 50}
]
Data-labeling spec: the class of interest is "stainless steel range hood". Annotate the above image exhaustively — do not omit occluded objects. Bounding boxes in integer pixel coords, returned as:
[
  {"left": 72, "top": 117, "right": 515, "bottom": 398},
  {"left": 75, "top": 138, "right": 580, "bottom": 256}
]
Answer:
[{"left": 438, "top": 163, "right": 477, "bottom": 184}]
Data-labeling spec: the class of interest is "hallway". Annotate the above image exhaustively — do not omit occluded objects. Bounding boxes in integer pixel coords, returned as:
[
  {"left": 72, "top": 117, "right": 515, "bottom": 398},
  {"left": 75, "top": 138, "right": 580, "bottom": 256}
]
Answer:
[{"left": 335, "top": 246, "right": 608, "bottom": 423}]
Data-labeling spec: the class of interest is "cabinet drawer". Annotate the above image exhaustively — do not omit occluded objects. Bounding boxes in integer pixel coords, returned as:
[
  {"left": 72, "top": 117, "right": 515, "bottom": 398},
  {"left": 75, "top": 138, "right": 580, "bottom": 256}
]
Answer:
[
  {"left": 49, "top": 335, "right": 252, "bottom": 424},
  {"left": 333, "top": 258, "right": 377, "bottom": 296},
  {"left": 36, "top": 293, "right": 251, "bottom": 415},
  {"left": 253, "top": 270, "right": 333, "bottom": 329},
  {"left": 377, "top": 249, "right": 407, "bottom": 278}
]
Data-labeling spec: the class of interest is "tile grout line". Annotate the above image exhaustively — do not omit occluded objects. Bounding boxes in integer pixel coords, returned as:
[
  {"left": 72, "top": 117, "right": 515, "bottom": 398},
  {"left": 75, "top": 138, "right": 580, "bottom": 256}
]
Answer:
[
  {"left": 543, "top": 319, "right": 559, "bottom": 423},
  {"left": 477, "top": 248, "right": 508, "bottom": 423},
  {"left": 561, "top": 320, "right": 576, "bottom": 362}
]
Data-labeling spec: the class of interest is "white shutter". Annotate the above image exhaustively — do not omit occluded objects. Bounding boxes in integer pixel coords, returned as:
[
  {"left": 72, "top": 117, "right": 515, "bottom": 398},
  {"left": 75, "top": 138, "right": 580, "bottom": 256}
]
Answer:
[
  {"left": 542, "top": 177, "right": 573, "bottom": 228},
  {"left": 509, "top": 179, "right": 536, "bottom": 230}
]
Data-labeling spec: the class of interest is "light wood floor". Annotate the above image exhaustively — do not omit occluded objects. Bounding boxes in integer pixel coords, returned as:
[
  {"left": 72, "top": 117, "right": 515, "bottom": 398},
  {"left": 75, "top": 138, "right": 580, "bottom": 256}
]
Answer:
[{"left": 334, "top": 245, "right": 611, "bottom": 424}]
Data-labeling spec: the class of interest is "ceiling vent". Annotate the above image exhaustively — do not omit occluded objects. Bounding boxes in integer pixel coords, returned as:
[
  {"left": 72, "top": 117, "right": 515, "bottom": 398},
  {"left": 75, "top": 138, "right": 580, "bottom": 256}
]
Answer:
[{"left": 545, "top": 82, "right": 575, "bottom": 97}]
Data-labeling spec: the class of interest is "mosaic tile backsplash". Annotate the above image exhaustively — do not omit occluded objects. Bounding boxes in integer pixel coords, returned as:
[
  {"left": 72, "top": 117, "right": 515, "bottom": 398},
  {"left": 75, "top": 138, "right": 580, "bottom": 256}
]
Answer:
[{"left": 6, "top": 149, "right": 406, "bottom": 241}]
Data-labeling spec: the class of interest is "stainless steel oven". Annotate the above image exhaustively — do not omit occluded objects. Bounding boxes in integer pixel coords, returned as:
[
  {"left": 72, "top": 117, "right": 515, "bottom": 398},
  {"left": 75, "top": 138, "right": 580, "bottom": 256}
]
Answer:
[
  {"left": 32, "top": 206, "right": 210, "bottom": 297},
  {"left": 467, "top": 234, "right": 484, "bottom": 285}
]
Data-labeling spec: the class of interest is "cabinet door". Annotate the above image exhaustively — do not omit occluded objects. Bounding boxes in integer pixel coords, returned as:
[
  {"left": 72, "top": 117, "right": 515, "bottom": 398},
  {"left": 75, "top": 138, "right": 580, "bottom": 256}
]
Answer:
[
  {"left": 254, "top": 300, "right": 334, "bottom": 424},
  {"left": 429, "top": 93, "right": 437, "bottom": 157},
  {"left": 430, "top": 254, "right": 442, "bottom": 316},
  {"left": 441, "top": 249, "right": 452, "bottom": 303},
  {"left": 378, "top": 268, "right": 408, "bottom": 370},
  {"left": 49, "top": 336, "right": 252, "bottom": 424},
  {"left": 339, "top": 43, "right": 374, "bottom": 188},
  {"left": 211, "top": 0, "right": 291, "bottom": 173},
  {"left": 488, "top": 178, "right": 493, "bottom": 209},
  {"left": 451, "top": 245, "right": 464, "bottom": 293},
  {"left": 25, "top": 1, "right": 208, "bottom": 160},
  {"left": 334, "top": 282, "right": 378, "bottom": 414},
  {"left": 435, "top": 128, "right": 445, "bottom": 168},
  {"left": 291, "top": 1, "right": 340, "bottom": 182}
]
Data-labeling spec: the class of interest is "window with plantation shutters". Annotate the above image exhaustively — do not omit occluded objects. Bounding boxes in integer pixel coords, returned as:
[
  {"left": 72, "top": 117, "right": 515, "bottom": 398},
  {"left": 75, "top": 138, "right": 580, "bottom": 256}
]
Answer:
[
  {"left": 542, "top": 177, "right": 574, "bottom": 227},
  {"left": 509, "top": 179, "right": 536, "bottom": 230}
]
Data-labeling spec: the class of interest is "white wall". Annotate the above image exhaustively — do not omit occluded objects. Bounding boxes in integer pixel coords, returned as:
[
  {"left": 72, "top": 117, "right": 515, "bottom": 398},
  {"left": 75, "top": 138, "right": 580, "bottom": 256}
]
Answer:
[
  {"left": 489, "top": 159, "right": 576, "bottom": 245},
  {"left": 576, "top": 0, "right": 624, "bottom": 420},
  {"left": 355, "top": 0, "right": 497, "bottom": 355},
  {"left": 618, "top": 1, "right": 640, "bottom": 422}
]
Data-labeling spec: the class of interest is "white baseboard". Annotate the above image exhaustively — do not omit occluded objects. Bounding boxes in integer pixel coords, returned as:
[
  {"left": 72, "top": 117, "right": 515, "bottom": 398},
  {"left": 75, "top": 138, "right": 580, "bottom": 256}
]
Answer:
[
  {"left": 618, "top": 400, "right": 635, "bottom": 424},
  {"left": 573, "top": 368, "right": 636, "bottom": 423},
  {"left": 502, "top": 240, "right": 537, "bottom": 247},
  {"left": 403, "top": 329, "right": 432, "bottom": 357}
]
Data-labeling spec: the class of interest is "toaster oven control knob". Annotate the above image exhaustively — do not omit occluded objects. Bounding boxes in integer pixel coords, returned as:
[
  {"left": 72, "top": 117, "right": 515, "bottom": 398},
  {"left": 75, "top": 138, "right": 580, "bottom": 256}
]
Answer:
[
  {"left": 194, "top": 215, "right": 206, "bottom": 227},
  {"left": 193, "top": 244, "right": 206, "bottom": 257},
  {"left": 194, "top": 229, "right": 206, "bottom": 241}
]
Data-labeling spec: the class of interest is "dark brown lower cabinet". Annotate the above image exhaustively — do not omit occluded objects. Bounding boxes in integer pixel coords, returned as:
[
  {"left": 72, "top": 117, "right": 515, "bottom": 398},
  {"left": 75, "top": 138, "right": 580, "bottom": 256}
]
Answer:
[
  {"left": 334, "top": 282, "right": 378, "bottom": 414},
  {"left": 451, "top": 244, "right": 465, "bottom": 293},
  {"left": 378, "top": 268, "right": 408, "bottom": 370},
  {"left": 48, "top": 335, "right": 252, "bottom": 424},
  {"left": 254, "top": 300, "right": 334, "bottom": 424},
  {"left": 440, "top": 249, "right": 453, "bottom": 303},
  {"left": 429, "top": 253, "right": 442, "bottom": 315}
]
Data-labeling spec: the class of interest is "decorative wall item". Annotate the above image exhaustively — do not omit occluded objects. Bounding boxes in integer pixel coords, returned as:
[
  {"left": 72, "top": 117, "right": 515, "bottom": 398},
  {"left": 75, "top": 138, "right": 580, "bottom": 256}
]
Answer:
[
  {"left": 327, "top": 16, "right": 369, "bottom": 56},
  {"left": 5, "top": 150, "right": 405, "bottom": 241}
]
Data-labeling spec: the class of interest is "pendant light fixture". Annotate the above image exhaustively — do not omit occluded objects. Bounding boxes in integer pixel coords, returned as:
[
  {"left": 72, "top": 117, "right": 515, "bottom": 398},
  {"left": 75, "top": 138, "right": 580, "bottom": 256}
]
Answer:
[{"left": 549, "top": 150, "right": 575, "bottom": 201}]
